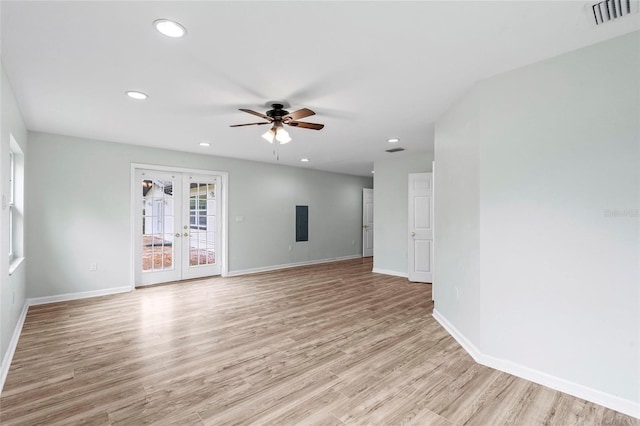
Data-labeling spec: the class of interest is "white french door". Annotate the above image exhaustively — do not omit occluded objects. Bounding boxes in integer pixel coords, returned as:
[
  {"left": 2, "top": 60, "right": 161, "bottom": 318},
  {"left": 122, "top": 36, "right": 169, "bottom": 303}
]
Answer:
[{"left": 135, "top": 169, "right": 222, "bottom": 286}]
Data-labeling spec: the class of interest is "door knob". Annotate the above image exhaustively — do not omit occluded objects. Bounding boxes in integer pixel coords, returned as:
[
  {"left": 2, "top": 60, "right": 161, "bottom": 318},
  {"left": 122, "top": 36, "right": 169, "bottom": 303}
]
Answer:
[
  {"left": 175, "top": 233, "right": 181, "bottom": 237},
  {"left": 363, "top": 225, "right": 368, "bottom": 229},
  {"left": 183, "top": 232, "right": 189, "bottom": 237},
  {"left": 410, "top": 232, "right": 415, "bottom": 237}
]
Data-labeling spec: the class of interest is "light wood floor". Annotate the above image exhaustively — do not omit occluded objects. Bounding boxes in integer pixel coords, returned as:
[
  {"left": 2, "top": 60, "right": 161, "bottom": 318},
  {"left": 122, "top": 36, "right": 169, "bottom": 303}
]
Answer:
[{"left": 1, "top": 258, "right": 637, "bottom": 425}]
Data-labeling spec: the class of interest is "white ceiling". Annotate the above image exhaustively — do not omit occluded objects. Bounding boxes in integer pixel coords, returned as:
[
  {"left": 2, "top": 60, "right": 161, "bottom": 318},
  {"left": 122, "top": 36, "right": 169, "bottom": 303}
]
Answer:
[{"left": 2, "top": 1, "right": 638, "bottom": 177}]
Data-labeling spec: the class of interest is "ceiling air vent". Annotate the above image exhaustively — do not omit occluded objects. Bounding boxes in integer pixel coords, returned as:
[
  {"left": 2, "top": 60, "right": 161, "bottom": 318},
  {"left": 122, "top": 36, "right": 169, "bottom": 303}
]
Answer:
[
  {"left": 591, "top": 0, "right": 638, "bottom": 25},
  {"left": 385, "top": 147, "right": 405, "bottom": 153}
]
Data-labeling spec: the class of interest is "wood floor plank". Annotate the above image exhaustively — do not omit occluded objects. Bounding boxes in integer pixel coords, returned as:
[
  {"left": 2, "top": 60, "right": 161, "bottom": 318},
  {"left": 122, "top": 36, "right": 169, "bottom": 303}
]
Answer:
[{"left": 0, "top": 258, "right": 637, "bottom": 425}]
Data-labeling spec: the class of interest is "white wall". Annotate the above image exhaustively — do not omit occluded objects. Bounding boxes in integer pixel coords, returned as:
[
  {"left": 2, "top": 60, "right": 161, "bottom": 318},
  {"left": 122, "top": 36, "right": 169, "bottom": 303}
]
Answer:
[
  {"left": 434, "top": 31, "right": 639, "bottom": 414},
  {"left": 373, "top": 152, "right": 433, "bottom": 276},
  {"left": 1, "top": 64, "right": 28, "bottom": 374},
  {"left": 26, "top": 132, "right": 372, "bottom": 298}
]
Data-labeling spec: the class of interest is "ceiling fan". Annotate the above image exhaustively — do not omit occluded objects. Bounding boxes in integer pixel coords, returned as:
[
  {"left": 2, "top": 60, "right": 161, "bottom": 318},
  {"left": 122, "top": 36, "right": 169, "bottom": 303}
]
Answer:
[{"left": 230, "top": 103, "right": 324, "bottom": 144}]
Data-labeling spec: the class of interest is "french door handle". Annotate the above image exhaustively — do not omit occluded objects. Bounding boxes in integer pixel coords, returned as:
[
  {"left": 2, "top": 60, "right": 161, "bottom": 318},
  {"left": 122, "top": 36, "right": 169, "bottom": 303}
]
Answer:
[{"left": 410, "top": 232, "right": 416, "bottom": 237}]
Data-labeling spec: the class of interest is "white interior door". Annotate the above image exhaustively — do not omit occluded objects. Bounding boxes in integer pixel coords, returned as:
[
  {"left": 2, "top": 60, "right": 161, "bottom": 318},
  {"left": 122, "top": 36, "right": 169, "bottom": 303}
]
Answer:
[
  {"left": 135, "top": 169, "right": 222, "bottom": 286},
  {"left": 408, "top": 173, "right": 433, "bottom": 283},
  {"left": 362, "top": 188, "right": 374, "bottom": 257}
]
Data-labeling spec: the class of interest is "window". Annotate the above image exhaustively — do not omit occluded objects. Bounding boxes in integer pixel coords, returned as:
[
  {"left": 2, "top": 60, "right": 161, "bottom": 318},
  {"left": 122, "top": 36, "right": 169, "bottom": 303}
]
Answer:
[
  {"left": 8, "top": 151, "right": 14, "bottom": 258},
  {"left": 8, "top": 134, "right": 24, "bottom": 265}
]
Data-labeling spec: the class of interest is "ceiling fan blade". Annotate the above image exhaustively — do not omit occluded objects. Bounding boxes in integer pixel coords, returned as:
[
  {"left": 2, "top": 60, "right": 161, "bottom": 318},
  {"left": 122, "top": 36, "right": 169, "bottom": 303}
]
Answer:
[
  {"left": 230, "top": 122, "right": 271, "bottom": 127},
  {"left": 282, "top": 108, "right": 315, "bottom": 122},
  {"left": 288, "top": 121, "right": 324, "bottom": 130},
  {"left": 239, "top": 108, "right": 272, "bottom": 121}
]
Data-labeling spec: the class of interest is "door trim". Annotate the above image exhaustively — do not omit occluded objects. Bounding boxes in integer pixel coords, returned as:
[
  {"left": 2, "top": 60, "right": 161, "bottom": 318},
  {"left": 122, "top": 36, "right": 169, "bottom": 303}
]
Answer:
[
  {"left": 431, "top": 160, "right": 435, "bottom": 301},
  {"left": 362, "top": 188, "right": 374, "bottom": 258},
  {"left": 129, "top": 163, "right": 229, "bottom": 290}
]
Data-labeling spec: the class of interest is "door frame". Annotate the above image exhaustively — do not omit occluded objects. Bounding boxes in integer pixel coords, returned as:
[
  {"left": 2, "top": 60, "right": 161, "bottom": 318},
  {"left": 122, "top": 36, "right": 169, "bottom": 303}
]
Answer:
[
  {"left": 431, "top": 161, "right": 435, "bottom": 301},
  {"left": 362, "top": 188, "right": 374, "bottom": 257},
  {"left": 129, "top": 163, "right": 229, "bottom": 290}
]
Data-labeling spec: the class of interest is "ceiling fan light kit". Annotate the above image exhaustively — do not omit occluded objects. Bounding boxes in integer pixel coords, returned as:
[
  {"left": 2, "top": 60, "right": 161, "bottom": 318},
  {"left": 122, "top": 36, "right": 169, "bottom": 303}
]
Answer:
[
  {"left": 275, "top": 127, "right": 291, "bottom": 144},
  {"left": 261, "top": 128, "right": 276, "bottom": 143},
  {"left": 262, "top": 123, "right": 292, "bottom": 144},
  {"left": 231, "top": 103, "right": 324, "bottom": 145}
]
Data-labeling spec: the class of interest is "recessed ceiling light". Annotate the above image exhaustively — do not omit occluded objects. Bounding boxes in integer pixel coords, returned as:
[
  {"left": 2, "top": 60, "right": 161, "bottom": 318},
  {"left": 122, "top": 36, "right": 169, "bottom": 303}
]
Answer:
[
  {"left": 154, "top": 19, "right": 187, "bottom": 38},
  {"left": 126, "top": 91, "right": 148, "bottom": 100},
  {"left": 301, "top": 158, "right": 310, "bottom": 162},
  {"left": 199, "top": 142, "right": 211, "bottom": 147},
  {"left": 388, "top": 138, "right": 400, "bottom": 143}
]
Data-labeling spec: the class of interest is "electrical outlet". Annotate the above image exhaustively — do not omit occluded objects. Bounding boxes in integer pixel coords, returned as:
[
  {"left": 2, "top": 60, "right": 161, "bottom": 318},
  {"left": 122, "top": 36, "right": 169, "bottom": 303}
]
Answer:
[
  {"left": 89, "top": 263, "right": 97, "bottom": 271},
  {"left": 351, "top": 240, "right": 355, "bottom": 245}
]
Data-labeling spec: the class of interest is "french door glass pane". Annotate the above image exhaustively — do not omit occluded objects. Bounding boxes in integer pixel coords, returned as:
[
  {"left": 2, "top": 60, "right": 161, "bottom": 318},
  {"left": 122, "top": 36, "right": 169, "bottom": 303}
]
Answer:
[
  {"left": 141, "top": 179, "right": 175, "bottom": 272},
  {"left": 189, "top": 181, "right": 216, "bottom": 267}
]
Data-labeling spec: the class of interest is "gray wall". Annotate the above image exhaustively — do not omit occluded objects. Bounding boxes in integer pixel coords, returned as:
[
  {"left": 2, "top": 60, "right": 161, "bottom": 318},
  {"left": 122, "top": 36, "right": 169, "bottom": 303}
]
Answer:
[
  {"left": 26, "top": 132, "right": 372, "bottom": 298},
  {"left": 373, "top": 152, "right": 433, "bottom": 275},
  {"left": 433, "top": 88, "right": 482, "bottom": 342},
  {"left": 434, "top": 32, "right": 639, "bottom": 405},
  {"left": 1, "top": 64, "right": 28, "bottom": 368}
]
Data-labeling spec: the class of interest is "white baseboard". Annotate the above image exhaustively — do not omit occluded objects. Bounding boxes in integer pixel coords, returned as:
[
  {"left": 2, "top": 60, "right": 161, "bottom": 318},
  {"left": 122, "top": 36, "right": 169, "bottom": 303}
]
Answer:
[
  {"left": 432, "top": 309, "right": 483, "bottom": 362},
  {"left": 432, "top": 309, "right": 640, "bottom": 419},
  {"left": 227, "top": 255, "right": 362, "bottom": 277},
  {"left": 0, "top": 302, "right": 29, "bottom": 394},
  {"left": 371, "top": 268, "right": 408, "bottom": 278},
  {"left": 27, "top": 286, "right": 131, "bottom": 306}
]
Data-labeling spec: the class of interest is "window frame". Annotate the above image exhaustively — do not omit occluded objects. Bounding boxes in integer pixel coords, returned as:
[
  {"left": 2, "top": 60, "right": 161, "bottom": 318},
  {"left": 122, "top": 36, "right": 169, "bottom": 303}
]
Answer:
[
  {"left": 8, "top": 150, "right": 15, "bottom": 259},
  {"left": 8, "top": 134, "right": 24, "bottom": 269}
]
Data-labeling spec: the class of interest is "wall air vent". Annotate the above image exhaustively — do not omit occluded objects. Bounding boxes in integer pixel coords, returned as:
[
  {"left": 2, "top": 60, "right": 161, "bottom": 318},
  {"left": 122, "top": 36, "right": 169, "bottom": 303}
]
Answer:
[
  {"left": 591, "top": 0, "right": 638, "bottom": 25},
  {"left": 385, "top": 147, "right": 405, "bottom": 153}
]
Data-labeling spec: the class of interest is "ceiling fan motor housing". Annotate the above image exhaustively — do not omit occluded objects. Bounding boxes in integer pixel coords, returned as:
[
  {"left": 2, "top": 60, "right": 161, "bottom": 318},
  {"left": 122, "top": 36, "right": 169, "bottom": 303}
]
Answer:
[{"left": 266, "top": 103, "right": 289, "bottom": 120}]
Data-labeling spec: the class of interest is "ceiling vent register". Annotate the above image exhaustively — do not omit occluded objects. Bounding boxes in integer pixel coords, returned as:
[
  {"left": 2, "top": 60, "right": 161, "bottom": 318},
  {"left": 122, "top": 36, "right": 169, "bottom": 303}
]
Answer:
[{"left": 591, "top": 0, "right": 638, "bottom": 25}]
